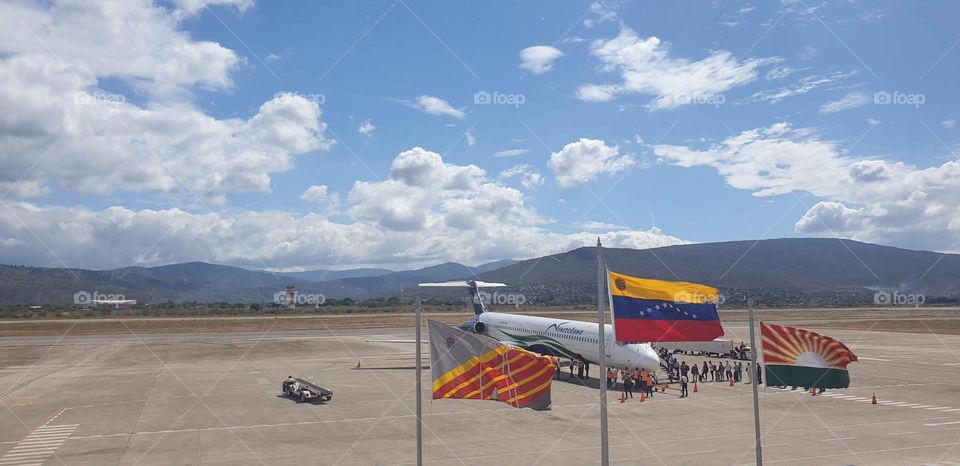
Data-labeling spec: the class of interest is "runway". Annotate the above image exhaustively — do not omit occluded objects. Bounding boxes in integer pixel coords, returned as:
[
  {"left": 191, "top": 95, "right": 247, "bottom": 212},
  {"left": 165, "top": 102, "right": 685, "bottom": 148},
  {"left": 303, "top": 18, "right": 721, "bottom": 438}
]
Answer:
[{"left": 1, "top": 322, "right": 959, "bottom": 464}]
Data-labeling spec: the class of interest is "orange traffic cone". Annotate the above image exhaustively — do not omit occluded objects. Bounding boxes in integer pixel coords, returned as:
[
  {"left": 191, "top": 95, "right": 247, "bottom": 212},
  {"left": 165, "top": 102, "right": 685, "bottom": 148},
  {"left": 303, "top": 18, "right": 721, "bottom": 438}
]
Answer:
[
  {"left": 871, "top": 393, "right": 878, "bottom": 405},
  {"left": 811, "top": 387, "right": 817, "bottom": 396},
  {"left": 619, "top": 392, "right": 626, "bottom": 404},
  {"left": 356, "top": 360, "right": 361, "bottom": 369},
  {"left": 729, "top": 377, "right": 735, "bottom": 387},
  {"left": 640, "top": 391, "right": 646, "bottom": 402},
  {"left": 693, "top": 382, "right": 699, "bottom": 393}
]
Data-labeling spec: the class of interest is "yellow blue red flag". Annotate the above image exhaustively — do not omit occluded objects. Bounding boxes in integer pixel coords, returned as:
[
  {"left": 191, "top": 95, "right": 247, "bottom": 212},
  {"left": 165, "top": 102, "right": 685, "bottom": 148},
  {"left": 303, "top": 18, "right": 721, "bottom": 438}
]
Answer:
[{"left": 608, "top": 270, "right": 724, "bottom": 342}]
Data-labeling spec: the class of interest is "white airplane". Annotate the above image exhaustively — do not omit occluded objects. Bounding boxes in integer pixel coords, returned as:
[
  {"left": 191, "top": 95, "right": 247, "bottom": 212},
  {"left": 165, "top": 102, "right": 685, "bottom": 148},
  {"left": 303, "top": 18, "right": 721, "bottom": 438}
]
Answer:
[{"left": 417, "top": 280, "right": 662, "bottom": 372}]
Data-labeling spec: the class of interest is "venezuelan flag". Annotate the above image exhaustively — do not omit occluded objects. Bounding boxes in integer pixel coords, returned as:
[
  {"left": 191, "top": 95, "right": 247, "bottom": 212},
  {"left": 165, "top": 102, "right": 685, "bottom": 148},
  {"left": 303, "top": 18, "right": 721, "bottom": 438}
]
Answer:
[{"left": 608, "top": 270, "right": 724, "bottom": 342}]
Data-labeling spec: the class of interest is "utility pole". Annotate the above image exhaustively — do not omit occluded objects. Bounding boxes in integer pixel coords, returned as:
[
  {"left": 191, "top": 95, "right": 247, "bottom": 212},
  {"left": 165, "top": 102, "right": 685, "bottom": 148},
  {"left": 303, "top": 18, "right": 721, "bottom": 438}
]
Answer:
[
  {"left": 596, "top": 238, "right": 609, "bottom": 466},
  {"left": 748, "top": 297, "right": 763, "bottom": 466}
]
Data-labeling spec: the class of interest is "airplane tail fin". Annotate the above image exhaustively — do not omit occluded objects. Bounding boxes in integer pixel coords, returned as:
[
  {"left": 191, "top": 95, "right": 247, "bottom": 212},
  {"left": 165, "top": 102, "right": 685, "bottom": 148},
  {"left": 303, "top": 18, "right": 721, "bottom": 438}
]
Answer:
[
  {"left": 468, "top": 284, "right": 486, "bottom": 315},
  {"left": 417, "top": 280, "right": 507, "bottom": 316}
]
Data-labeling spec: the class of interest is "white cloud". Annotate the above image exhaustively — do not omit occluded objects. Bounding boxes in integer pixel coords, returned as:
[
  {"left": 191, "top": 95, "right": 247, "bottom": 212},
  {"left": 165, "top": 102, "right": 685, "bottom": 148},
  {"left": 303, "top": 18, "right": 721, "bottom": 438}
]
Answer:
[
  {"left": 519, "top": 46, "right": 564, "bottom": 74},
  {"left": 171, "top": 0, "right": 253, "bottom": 18},
  {"left": 300, "top": 185, "right": 329, "bottom": 203},
  {"left": 493, "top": 149, "right": 528, "bottom": 158},
  {"left": 747, "top": 70, "right": 858, "bottom": 104},
  {"left": 499, "top": 164, "right": 544, "bottom": 190},
  {"left": 942, "top": 119, "right": 957, "bottom": 129},
  {"left": 765, "top": 66, "right": 796, "bottom": 80},
  {"left": 412, "top": 95, "right": 465, "bottom": 118},
  {"left": 577, "top": 28, "right": 766, "bottom": 110},
  {"left": 654, "top": 123, "right": 960, "bottom": 251},
  {"left": 0, "top": 148, "right": 687, "bottom": 269},
  {"left": 583, "top": 1, "right": 619, "bottom": 28},
  {"left": 578, "top": 221, "right": 628, "bottom": 231},
  {"left": 799, "top": 45, "right": 818, "bottom": 61},
  {"left": 358, "top": 119, "right": 376, "bottom": 136},
  {"left": 466, "top": 130, "right": 476, "bottom": 146},
  {"left": 820, "top": 92, "right": 870, "bottom": 114},
  {"left": 0, "top": 1, "right": 331, "bottom": 205},
  {"left": 548, "top": 138, "right": 635, "bottom": 187},
  {"left": 866, "top": 118, "right": 881, "bottom": 126}
]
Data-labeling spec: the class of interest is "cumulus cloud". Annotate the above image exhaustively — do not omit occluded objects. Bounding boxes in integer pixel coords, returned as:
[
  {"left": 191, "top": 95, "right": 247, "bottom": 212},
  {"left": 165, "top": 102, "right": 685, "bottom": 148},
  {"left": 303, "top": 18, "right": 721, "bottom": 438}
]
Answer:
[
  {"left": 0, "top": 148, "right": 687, "bottom": 269},
  {"left": 499, "top": 164, "right": 544, "bottom": 190},
  {"left": 300, "top": 185, "right": 329, "bottom": 204},
  {"left": 358, "top": 119, "right": 375, "bottom": 136},
  {"left": 411, "top": 95, "right": 465, "bottom": 118},
  {"left": 519, "top": 46, "right": 564, "bottom": 74},
  {"left": 548, "top": 138, "right": 635, "bottom": 187},
  {"left": 0, "top": 1, "right": 331, "bottom": 205},
  {"left": 654, "top": 123, "right": 960, "bottom": 251},
  {"left": 942, "top": 119, "right": 957, "bottom": 129},
  {"left": 820, "top": 92, "right": 869, "bottom": 114},
  {"left": 576, "top": 28, "right": 766, "bottom": 109}
]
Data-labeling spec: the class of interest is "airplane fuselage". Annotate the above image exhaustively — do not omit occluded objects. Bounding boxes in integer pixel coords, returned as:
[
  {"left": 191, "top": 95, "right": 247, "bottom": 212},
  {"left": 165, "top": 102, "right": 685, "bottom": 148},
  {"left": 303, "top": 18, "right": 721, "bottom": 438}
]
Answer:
[{"left": 477, "top": 312, "right": 661, "bottom": 372}]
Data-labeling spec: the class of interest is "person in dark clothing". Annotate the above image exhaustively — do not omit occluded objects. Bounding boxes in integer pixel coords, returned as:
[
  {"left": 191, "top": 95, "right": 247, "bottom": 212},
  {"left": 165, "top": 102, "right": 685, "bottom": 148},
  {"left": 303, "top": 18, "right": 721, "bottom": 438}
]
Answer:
[
  {"left": 757, "top": 363, "right": 763, "bottom": 384},
  {"left": 584, "top": 360, "right": 590, "bottom": 379},
  {"left": 577, "top": 358, "right": 584, "bottom": 379},
  {"left": 569, "top": 359, "right": 575, "bottom": 378},
  {"left": 621, "top": 368, "right": 633, "bottom": 398}
]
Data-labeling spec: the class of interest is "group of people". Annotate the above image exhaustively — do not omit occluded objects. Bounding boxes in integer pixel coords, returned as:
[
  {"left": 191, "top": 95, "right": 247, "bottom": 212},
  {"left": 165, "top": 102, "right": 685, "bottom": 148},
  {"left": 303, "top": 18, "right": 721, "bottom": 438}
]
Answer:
[
  {"left": 607, "top": 366, "right": 657, "bottom": 399},
  {"left": 561, "top": 356, "right": 590, "bottom": 380}
]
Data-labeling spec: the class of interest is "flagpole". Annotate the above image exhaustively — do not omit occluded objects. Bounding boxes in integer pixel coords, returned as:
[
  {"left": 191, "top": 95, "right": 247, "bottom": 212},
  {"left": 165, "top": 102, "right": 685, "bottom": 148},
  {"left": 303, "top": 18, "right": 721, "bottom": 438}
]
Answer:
[
  {"left": 596, "top": 238, "right": 609, "bottom": 466},
  {"left": 747, "top": 297, "right": 763, "bottom": 466},
  {"left": 415, "top": 296, "right": 423, "bottom": 466}
]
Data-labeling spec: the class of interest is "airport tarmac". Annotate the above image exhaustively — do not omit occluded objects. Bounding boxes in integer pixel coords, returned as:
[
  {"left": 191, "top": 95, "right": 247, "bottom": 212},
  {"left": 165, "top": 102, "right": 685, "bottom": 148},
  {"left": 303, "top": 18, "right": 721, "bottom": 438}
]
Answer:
[{"left": 1, "top": 322, "right": 959, "bottom": 465}]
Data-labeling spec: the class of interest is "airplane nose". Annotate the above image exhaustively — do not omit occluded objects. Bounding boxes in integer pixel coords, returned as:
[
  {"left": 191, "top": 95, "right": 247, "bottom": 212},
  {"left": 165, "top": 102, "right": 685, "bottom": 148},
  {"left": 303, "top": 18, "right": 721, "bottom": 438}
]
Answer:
[{"left": 645, "top": 347, "right": 662, "bottom": 370}]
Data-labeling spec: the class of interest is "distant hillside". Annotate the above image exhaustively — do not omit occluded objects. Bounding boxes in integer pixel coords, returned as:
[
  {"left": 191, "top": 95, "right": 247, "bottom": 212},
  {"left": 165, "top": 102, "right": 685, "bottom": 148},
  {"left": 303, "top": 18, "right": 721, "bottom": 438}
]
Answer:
[
  {"left": 474, "top": 238, "right": 960, "bottom": 306},
  {"left": 298, "top": 260, "right": 519, "bottom": 299},
  {"left": 266, "top": 268, "right": 394, "bottom": 282},
  {"left": 1, "top": 239, "right": 957, "bottom": 306},
  {"left": 0, "top": 259, "right": 518, "bottom": 305}
]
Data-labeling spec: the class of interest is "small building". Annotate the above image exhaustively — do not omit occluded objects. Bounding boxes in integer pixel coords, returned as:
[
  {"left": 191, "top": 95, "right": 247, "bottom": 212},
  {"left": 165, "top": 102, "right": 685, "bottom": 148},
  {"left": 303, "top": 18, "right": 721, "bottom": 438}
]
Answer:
[{"left": 92, "top": 299, "right": 137, "bottom": 309}]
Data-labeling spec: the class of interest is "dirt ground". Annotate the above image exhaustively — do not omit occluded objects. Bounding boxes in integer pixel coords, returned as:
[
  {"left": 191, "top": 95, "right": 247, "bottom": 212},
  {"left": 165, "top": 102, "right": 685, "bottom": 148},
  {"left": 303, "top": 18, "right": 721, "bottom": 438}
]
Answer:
[{"left": 0, "top": 306, "right": 958, "bottom": 337}]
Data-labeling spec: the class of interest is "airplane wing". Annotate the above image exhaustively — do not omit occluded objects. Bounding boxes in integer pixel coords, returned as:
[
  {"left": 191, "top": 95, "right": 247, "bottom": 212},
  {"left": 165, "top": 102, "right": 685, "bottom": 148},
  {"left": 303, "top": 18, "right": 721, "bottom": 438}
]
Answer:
[
  {"left": 366, "top": 339, "right": 427, "bottom": 344},
  {"left": 418, "top": 280, "right": 507, "bottom": 288}
]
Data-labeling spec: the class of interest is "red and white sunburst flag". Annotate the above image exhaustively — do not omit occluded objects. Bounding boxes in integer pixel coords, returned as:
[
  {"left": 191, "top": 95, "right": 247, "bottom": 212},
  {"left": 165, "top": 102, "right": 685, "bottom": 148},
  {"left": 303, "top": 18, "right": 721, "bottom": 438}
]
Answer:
[{"left": 761, "top": 321, "right": 858, "bottom": 389}]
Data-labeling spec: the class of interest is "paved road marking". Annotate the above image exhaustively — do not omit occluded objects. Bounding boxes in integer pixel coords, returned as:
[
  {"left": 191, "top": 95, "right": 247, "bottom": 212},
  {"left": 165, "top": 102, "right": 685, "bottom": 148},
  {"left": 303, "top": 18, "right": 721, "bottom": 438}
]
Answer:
[
  {"left": 0, "top": 424, "right": 77, "bottom": 466},
  {"left": 823, "top": 437, "right": 856, "bottom": 442},
  {"left": 882, "top": 431, "right": 917, "bottom": 436},
  {"left": 923, "top": 420, "right": 960, "bottom": 427}
]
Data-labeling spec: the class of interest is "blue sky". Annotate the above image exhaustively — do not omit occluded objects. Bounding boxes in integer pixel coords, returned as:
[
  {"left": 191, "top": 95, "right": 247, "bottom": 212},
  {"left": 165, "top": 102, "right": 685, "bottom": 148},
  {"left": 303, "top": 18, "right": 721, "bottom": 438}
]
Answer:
[{"left": 1, "top": 0, "right": 959, "bottom": 271}]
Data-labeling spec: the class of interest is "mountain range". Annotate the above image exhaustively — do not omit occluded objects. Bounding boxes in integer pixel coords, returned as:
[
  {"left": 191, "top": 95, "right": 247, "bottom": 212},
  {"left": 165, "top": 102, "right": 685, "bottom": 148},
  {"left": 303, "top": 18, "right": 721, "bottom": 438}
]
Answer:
[{"left": 1, "top": 238, "right": 958, "bottom": 306}]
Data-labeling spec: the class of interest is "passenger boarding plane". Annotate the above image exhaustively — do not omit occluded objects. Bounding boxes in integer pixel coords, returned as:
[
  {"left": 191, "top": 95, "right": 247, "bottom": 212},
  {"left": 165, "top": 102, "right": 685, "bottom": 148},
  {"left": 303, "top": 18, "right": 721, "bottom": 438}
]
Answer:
[{"left": 418, "top": 280, "right": 662, "bottom": 371}]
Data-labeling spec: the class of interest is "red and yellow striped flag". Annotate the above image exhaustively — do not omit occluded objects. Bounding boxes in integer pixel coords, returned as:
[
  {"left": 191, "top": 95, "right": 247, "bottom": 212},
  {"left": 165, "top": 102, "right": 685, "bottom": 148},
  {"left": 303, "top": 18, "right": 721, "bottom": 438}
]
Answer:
[{"left": 428, "top": 320, "right": 555, "bottom": 410}]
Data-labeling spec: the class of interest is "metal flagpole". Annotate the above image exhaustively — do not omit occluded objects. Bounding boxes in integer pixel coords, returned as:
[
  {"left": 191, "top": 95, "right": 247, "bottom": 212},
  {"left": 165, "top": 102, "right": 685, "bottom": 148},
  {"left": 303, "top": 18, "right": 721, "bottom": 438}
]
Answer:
[
  {"left": 747, "top": 297, "right": 763, "bottom": 466},
  {"left": 415, "top": 297, "right": 423, "bottom": 466},
  {"left": 596, "top": 238, "right": 610, "bottom": 466}
]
